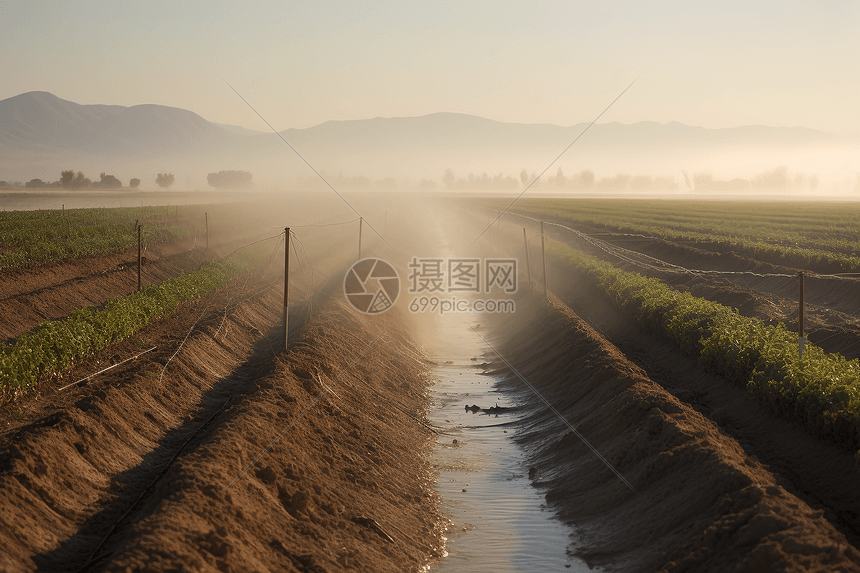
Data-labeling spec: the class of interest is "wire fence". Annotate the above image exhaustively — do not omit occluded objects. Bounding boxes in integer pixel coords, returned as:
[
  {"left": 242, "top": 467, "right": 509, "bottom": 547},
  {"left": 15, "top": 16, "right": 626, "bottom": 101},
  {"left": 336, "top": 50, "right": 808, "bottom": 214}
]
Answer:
[{"left": 480, "top": 204, "right": 860, "bottom": 282}]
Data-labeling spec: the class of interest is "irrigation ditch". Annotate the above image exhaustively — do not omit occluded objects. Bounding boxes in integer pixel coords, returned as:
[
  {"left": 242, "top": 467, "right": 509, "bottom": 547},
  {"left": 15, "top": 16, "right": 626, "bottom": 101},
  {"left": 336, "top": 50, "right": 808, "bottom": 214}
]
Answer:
[
  {"left": 3, "top": 196, "right": 860, "bottom": 571},
  {"left": 0, "top": 259, "right": 449, "bottom": 571}
]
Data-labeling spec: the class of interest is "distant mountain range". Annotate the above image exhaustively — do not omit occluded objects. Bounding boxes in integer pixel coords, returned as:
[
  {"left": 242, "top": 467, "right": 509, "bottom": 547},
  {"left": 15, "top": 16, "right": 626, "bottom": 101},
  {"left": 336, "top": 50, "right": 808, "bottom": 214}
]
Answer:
[{"left": 0, "top": 91, "right": 853, "bottom": 189}]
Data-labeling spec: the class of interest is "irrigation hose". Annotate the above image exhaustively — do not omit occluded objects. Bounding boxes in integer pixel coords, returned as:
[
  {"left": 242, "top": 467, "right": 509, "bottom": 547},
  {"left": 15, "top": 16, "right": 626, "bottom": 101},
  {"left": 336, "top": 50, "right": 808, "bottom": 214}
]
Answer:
[
  {"left": 58, "top": 347, "right": 157, "bottom": 392},
  {"left": 75, "top": 395, "right": 234, "bottom": 573}
]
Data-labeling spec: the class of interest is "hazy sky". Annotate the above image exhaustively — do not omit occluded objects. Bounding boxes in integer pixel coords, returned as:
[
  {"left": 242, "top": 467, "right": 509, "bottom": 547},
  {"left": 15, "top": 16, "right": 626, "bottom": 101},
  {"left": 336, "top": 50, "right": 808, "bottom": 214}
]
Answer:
[{"left": 1, "top": 1, "right": 858, "bottom": 134}]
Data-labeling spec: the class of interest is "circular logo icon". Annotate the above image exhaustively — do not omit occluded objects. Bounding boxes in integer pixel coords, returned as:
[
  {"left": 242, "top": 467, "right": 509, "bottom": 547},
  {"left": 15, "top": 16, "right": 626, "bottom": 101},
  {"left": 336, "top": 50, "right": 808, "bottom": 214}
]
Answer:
[{"left": 344, "top": 258, "right": 400, "bottom": 314}]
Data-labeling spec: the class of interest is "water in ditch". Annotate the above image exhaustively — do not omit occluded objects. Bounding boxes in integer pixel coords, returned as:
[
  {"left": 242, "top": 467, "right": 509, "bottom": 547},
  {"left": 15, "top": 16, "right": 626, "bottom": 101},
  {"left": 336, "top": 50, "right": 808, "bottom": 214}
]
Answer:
[{"left": 421, "top": 310, "right": 591, "bottom": 572}]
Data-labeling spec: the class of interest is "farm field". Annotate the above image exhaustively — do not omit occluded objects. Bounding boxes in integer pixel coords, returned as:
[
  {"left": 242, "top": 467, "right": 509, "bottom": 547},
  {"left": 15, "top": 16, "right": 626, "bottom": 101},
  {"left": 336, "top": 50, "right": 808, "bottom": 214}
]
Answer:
[
  {"left": 479, "top": 196, "right": 860, "bottom": 566},
  {"left": 510, "top": 197, "right": 860, "bottom": 273},
  {"left": 1, "top": 194, "right": 860, "bottom": 570},
  {"left": 495, "top": 197, "right": 860, "bottom": 361}
]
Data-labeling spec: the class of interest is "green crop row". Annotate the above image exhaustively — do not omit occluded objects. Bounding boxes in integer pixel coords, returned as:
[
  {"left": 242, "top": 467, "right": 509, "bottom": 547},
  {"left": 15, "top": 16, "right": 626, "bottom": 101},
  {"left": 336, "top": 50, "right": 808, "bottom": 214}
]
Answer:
[
  {"left": 0, "top": 206, "right": 190, "bottom": 269},
  {"left": 550, "top": 242, "right": 860, "bottom": 449},
  {"left": 0, "top": 258, "right": 242, "bottom": 397},
  {"left": 508, "top": 198, "right": 860, "bottom": 271}
]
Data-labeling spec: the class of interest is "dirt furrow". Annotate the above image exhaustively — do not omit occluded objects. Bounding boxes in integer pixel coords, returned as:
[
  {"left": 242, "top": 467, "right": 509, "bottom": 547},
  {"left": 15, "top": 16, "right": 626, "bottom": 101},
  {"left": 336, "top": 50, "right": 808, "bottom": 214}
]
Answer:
[
  {"left": 0, "top": 274, "right": 283, "bottom": 571},
  {"left": 541, "top": 252, "right": 860, "bottom": 561},
  {"left": 87, "top": 297, "right": 444, "bottom": 572},
  {"left": 0, "top": 244, "right": 211, "bottom": 343},
  {"left": 491, "top": 290, "right": 860, "bottom": 571},
  {"left": 0, "top": 265, "right": 444, "bottom": 572}
]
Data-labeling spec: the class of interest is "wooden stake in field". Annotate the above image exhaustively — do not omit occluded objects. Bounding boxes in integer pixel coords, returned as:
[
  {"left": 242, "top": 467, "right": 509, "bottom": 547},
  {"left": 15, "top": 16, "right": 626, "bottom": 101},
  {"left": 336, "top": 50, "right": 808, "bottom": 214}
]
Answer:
[
  {"left": 137, "top": 223, "right": 142, "bottom": 292},
  {"left": 541, "top": 221, "right": 548, "bottom": 306},
  {"left": 284, "top": 228, "right": 290, "bottom": 352},
  {"left": 523, "top": 227, "right": 532, "bottom": 291},
  {"left": 799, "top": 271, "right": 806, "bottom": 358}
]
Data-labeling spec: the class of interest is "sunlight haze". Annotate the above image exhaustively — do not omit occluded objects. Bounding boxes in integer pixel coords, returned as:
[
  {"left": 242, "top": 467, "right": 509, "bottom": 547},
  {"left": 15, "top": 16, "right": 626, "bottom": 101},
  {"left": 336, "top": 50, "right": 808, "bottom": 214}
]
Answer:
[{"left": 2, "top": 0, "right": 858, "bottom": 134}]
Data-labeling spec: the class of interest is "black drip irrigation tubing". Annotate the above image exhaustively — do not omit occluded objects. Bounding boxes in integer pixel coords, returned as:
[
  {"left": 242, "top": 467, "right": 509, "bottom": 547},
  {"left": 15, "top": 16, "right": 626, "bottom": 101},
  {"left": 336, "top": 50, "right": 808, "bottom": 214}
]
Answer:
[
  {"left": 75, "top": 395, "right": 234, "bottom": 573},
  {"left": 74, "top": 272, "right": 282, "bottom": 571}
]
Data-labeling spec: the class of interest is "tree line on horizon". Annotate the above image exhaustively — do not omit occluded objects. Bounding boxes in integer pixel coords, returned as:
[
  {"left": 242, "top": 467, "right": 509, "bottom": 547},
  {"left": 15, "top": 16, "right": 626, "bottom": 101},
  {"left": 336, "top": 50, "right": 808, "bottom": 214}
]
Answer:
[
  {"left": 1, "top": 166, "right": 840, "bottom": 194},
  {"left": 0, "top": 169, "right": 254, "bottom": 191},
  {"left": 271, "top": 165, "right": 836, "bottom": 194}
]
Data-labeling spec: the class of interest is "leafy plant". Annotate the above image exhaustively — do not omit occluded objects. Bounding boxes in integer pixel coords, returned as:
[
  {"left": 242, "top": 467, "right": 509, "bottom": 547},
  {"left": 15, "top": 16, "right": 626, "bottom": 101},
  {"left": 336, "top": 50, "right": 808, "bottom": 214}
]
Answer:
[
  {"left": 551, "top": 242, "right": 860, "bottom": 449},
  {"left": 0, "top": 205, "right": 189, "bottom": 270},
  {"left": 0, "top": 259, "right": 242, "bottom": 397},
  {"left": 509, "top": 198, "right": 860, "bottom": 272}
]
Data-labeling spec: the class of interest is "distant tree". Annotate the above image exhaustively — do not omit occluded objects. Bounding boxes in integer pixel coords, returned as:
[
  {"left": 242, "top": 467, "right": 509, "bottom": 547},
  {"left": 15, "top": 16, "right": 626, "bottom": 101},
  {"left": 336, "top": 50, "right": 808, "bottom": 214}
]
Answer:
[
  {"left": 576, "top": 170, "right": 595, "bottom": 190},
  {"left": 443, "top": 168, "right": 455, "bottom": 189},
  {"left": 96, "top": 172, "right": 123, "bottom": 188},
  {"left": 60, "top": 170, "right": 75, "bottom": 188},
  {"left": 596, "top": 173, "right": 631, "bottom": 191},
  {"left": 809, "top": 174, "right": 819, "bottom": 191},
  {"left": 25, "top": 179, "right": 47, "bottom": 188},
  {"left": 520, "top": 169, "right": 529, "bottom": 188},
  {"left": 71, "top": 171, "right": 91, "bottom": 190},
  {"left": 206, "top": 170, "right": 253, "bottom": 189},
  {"left": 155, "top": 173, "right": 175, "bottom": 188},
  {"left": 129, "top": 178, "right": 141, "bottom": 189},
  {"left": 693, "top": 172, "right": 714, "bottom": 191},
  {"left": 751, "top": 166, "right": 789, "bottom": 191}
]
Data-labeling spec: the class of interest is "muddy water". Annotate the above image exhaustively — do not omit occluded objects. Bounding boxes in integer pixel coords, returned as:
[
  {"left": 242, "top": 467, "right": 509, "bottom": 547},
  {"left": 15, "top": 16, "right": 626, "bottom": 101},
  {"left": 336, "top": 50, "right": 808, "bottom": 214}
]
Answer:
[{"left": 423, "top": 310, "right": 590, "bottom": 572}]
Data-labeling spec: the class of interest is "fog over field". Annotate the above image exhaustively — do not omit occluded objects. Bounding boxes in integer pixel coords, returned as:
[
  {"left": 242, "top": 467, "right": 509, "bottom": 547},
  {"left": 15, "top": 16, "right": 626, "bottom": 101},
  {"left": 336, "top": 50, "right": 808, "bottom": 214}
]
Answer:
[
  {"left": 1, "top": 91, "right": 858, "bottom": 197},
  {"left": 5, "top": 4, "right": 860, "bottom": 571},
  {"left": 1, "top": 1, "right": 858, "bottom": 199}
]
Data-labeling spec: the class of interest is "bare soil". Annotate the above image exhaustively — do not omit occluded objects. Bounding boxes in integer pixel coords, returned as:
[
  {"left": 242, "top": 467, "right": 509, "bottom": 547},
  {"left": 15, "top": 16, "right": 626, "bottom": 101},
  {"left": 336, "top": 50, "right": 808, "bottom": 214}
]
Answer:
[
  {"left": 492, "top": 291, "right": 860, "bottom": 571},
  {"left": 0, "top": 241, "right": 209, "bottom": 343},
  {"left": 0, "top": 270, "right": 445, "bottom": 572},
  {"left": 6, "top": 197, "right": 860, "bottom": 572},
  {"left": 542, "top": 220, "right": 860, "bottom": 361}
]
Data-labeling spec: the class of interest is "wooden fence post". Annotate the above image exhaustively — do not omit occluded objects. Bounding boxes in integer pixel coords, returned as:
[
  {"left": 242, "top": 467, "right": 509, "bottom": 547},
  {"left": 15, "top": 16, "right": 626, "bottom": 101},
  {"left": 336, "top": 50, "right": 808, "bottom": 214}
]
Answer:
[
  {"left": 137, "top": 223, "right": 142, "bottom": 292},
  {"left": 284, "top": 228, "right": 290, "bottom": 352},
  {"left": 541, "top": 221, "right": 548, "bottom": 306}
]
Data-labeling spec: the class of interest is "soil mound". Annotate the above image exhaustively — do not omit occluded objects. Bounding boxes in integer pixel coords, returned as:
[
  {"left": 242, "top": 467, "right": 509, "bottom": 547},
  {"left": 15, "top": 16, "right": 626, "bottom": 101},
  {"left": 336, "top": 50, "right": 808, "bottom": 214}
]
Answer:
[
  {"left": 0, "top": 273, "right": 444, "bottom": 571},
  {"left": 491, "top": 293, "right": 860, "bottom": 571},
  {"left": 0, "top": 246, "right": 210, "bottom": 342}
]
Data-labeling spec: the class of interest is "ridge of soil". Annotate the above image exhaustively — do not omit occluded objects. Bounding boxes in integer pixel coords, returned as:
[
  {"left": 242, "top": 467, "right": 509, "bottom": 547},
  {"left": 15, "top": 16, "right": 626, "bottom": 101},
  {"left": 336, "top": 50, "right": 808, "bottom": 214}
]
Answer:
[
  {"left": 544, "top": 250, "right": 860, "bottom": 560},
  {"left": 492, "top": 291, "right": 860, "bottom": 572},
  {"left": 0, "top": 271, "right": 444, "bottom": 571},
  {"left": 541, "top": 220, "right": 860, "bottom": 360},
  {"left": 0, "top": 241, "right": 210, "bottom": 343},
  {"left": 541, "top": 214, "right": 854, "bottom": 275}
]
